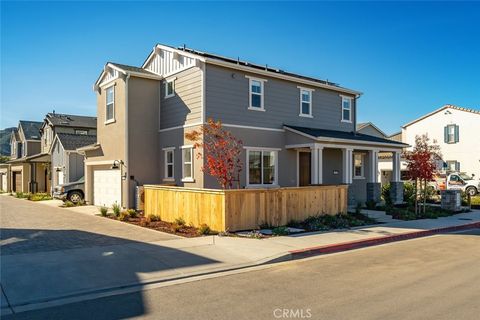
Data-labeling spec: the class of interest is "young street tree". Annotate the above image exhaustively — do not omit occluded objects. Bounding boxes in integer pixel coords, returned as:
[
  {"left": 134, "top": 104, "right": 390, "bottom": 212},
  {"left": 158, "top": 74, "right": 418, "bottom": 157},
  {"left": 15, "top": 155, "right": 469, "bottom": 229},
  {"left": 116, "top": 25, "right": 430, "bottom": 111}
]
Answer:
[
  {"left": 404, "top": 134, "right": 442, "bottom": 215},
  {"left": 185, "top": 118, "right": 243, "bottom": 189}
]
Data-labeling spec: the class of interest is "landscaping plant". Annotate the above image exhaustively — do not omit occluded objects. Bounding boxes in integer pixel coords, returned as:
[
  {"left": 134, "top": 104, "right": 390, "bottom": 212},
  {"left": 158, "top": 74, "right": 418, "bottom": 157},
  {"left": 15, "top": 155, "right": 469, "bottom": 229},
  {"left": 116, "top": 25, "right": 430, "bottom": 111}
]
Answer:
[
  {"left": 119, "top": 211, "right": 130, "bottom": 221},
  {"left": 64, "top": 200, "right": 75, "bottom": 207},
  {"left": 185, "top": 118, "right": 243, "bottom": 189},
  {"left": 198, "top": 223, "right": 211, "bottom": 235},
  {"left": 174, "top": 217, "right": 186, "bottom": 226},
  {"left": 403, "top": 134, "right": 442, "bottom": 215},
  {"left": 127, "top": 209, "right": 137, "bottom": 218},
  {"left": 112, "top": 203, "right": 121, "bottom": 217},
  {"left": 99, "top": 207, "right": 108, "bottom": 217}
]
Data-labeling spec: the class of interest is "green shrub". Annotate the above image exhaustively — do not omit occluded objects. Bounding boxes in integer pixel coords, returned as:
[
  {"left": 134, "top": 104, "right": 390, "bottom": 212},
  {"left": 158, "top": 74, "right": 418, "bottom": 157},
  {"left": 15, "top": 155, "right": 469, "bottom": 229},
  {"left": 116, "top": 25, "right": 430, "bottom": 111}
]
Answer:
[
  {"left": 112, "top": 203, "right": 121, "bottom": 217},
  {"left": 198, "top": 223, "right": 211, "bottom": 235},
  {"left": 127, "top": 209, "right": 137, "bottom": 218},
  {"left": 381, "top": 184, "right": 392, "bottom": 207},
  {"left": 64, "top": 200, "right": 75, "bottom": 207},
  {"left": 28, "top": 193, "right": 52, "bottom": 201},
  {"left": 171, "top": 222, "right": 181, "bottom": 233},
  {"left": 403, "top": 182, "right": 416, "bottom": 206},
  {"left": 99, "top": 207, "right": 108, "bottom": 217},
  {"left": 174, "top": 217, "right": 186, "bottom": 226},
  {"left": 15, "top": 192, "right": 29, "bottom": 199},
  {"left": 272, "top": 226, "right": 289, "bottom": 236},
  {"left": 149, "top": 214, "right": 160, "bottom": 222},
  {"left": 119, "top": 211, "right": 130, "bottom": 221},
  {"left": 365, "top": 200, "right": 377, "bottom": 210}
]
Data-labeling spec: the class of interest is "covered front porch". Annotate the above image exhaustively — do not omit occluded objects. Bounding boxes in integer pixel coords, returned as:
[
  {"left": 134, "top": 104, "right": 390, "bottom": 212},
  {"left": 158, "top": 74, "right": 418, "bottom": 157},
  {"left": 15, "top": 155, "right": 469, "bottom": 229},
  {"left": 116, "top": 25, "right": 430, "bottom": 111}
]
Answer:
[
  {"left": 7, "top": 153, "right": 51, "bottom": 194},
  {"left": 284, "top": 125, "right": 408, "bottom": 206}
]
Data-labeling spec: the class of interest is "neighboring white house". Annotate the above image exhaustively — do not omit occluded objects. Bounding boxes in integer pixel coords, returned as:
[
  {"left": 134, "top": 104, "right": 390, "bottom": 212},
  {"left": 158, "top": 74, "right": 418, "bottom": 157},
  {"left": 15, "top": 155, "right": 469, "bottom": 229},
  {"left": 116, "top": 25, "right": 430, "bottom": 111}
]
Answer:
[{"left": 379, "top": 104, "right": 480, "bottom": 183}]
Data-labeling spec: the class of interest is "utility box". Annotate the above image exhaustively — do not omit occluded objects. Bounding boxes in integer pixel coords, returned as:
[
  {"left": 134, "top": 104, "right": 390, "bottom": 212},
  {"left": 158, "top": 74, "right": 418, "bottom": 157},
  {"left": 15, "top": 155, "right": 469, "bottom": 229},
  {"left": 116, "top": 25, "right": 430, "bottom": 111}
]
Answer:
[{"left": 441, "top": 190, "right": 461, "bottom": 212}]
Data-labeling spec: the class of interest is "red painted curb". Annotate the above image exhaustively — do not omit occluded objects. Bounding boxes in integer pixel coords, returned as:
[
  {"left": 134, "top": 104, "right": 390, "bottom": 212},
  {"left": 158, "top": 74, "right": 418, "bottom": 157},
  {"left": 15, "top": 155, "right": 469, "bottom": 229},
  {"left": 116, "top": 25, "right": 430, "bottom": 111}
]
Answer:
[{"left": 289, "top": 221, "right": 480, "bottom": 258}]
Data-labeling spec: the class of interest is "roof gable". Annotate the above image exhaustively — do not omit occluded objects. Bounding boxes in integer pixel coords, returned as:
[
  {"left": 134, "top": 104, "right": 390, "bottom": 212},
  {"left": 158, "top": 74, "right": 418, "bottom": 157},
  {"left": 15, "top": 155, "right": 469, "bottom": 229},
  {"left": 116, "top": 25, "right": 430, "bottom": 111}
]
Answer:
[
  {"left": 19, "top": 120, "right": 42, "bottom": 140},
  {"left": 45, "top": 113, "right": 97, "bottom": 129},
  {"left": 53, "top": 133, "right": 97, "bottom": 152},
  {"left": 142, "top": 44, "right": 199, "bottom": 77},
  {"left": 402, "top": 104, "right": 480, "bottom": 128},
  {"left": 356, "top": 122, "right": 387, "bottom": 138}
]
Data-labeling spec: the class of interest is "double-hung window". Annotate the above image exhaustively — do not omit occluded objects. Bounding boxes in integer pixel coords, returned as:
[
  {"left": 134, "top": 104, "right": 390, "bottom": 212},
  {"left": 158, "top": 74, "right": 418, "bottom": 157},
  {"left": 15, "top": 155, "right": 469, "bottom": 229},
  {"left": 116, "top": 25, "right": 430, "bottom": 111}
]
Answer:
[
  {"left": 164, "top": 148, "right": 175, "bottom": 180},
  {"left": 165, "top": 78, "right": 175, "bottom": 98},
  {"left": 105, "top": 86, "right": 115, "bottom": 123},
  {"left": 299, "top": 88, "right": 313, "bottom": 117},
  {"left": 341, "top": 96, "right": 352, "bottom": 122},
  {"left": 247, "top": 149, "right": 278, "bottom": 186},
  {"left": 247, "top": 77, "right": 265, "bottom": 111},
  {"left": 444, "top": 124, "right": 459, "bottom": 144},
  {"left": 353, "top": 153, "right": 364, "bottom": 179},
  {"left": 181, "top": 146, "right": 194, "bottom": 182}
]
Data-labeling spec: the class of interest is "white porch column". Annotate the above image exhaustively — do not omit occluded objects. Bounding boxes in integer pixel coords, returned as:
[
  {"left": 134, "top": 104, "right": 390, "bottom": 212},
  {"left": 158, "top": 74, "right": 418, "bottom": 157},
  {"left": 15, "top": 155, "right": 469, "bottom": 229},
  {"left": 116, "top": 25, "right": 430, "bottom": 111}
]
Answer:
[
  {"left": 311, "top": 145, "right": 318, "bottom": 185},
  {"left": 310, "top": 144, "right": 324, "bottom": 185},
  {"left": 342, "top": 148, "right": 353, "bottom": 184},
  {"left": 369, "top": 149, "right": 379, "bottom": 183},
  {"left": 392, "top": 151, "right": 401, "bottom": 182}
]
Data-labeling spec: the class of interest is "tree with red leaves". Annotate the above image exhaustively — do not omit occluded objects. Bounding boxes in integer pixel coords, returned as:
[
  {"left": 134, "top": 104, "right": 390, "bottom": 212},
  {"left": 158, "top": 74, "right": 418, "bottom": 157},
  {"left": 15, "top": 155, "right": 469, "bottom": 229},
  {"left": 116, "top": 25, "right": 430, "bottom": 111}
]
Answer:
[
  {"left": 185, "top": 118, "right": 243, "bottom": 189},
  {"left": 404, "top": 134, "right": 441, "bottom": 215}
]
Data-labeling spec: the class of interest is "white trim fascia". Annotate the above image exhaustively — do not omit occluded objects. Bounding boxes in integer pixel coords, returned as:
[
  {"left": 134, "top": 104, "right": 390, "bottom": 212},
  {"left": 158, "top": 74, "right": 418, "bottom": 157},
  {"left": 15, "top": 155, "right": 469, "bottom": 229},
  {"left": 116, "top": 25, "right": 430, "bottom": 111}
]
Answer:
[
  {"left": 222, "top": 123, "right": 284, "bottom": 132},
  {"left": 98, "top": 76, "right": 120, "bottom": 89},
  {"left": 158, "top": 122, "right": 203, "bottom": 133},
  {"left": 243, "top": 146, "right": 282, "bottom": 152},
  {"left": 164, "top": 78, "right": 176, "bottom": 99},
  {"left": 180, "top": 145, "right": 194, "bottom": 149},
  {"left": 283, "top": 126, "right": 408, "bottom": 149},
  {"left": 124, "top": 74, "right": 130, "bottom": 208},
  {"left": 248, "top": 107, "right": 266, "bottom": 112},
  {"left": 206, "top": 58, "right": 362, "bottom": 97},
  {"left": 245, "top": 75, "right": 268, "bottom": 82},
  {"left": 162, "top": 146, "right": 176, "bottom": 151},
  {"left": 85, "top": 160, "right": 116, "bottom": 166},
  {"left": 201, "top": 62, "right": 206, "bottom": 123}
]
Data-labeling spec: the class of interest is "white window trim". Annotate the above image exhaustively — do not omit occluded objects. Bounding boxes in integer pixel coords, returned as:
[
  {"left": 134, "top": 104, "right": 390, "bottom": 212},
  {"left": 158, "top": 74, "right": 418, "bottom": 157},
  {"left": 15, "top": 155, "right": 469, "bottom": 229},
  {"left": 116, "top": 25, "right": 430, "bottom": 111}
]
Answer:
[
  {"left": 353, "top": 153, "right": 365, "bottom": 179},
  {"left": 340, "top": 95, "right": 353, "bottom": 123},
  {"left": 163, "top": 147, "right": 175, "bottom": 181},
  {"left": 245, "top": 147, "right": 279, "bottom": 187},
  {"left": 447, "top": 125, "right": 456, "bottom": 143},
  {"left": 181, "top": 145, "right": 194, "bottom": 182},
  {"left": 246, "top": 76, "right": 267, "bottom": 111},
  {"left": 298, "top": 87, "right": 314, "bottom": 117},
  {"left": 105, "top": 85, "right": 115, "bottom": 124},
  {"left": 164, "top": 77, "right": 176, "bottom": 99}
]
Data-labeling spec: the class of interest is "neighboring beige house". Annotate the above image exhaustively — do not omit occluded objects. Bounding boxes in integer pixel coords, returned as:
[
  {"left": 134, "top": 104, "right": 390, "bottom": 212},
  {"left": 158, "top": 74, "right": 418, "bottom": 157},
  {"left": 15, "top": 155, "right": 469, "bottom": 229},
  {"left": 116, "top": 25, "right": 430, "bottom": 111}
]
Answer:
[
  {"left": 6, "top": 121, "right": 48, "bottom": 193},
  {"left": 356, "top": 122, "right": 388, "bottom": 138},
  {"left": 82, "top": 44, "right": 407, "bottom": 208},
  {"left": 379, "top": 104, "right": 480, "bottom": 184}
]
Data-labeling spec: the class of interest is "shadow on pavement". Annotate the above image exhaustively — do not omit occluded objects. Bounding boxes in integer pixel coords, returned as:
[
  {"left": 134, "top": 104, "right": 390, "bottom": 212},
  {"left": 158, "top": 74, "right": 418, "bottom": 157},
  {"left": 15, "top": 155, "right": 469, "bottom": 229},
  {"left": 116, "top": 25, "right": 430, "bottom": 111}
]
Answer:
[{"left": 1, "top": 228, "right": 218, "bottom": 319}]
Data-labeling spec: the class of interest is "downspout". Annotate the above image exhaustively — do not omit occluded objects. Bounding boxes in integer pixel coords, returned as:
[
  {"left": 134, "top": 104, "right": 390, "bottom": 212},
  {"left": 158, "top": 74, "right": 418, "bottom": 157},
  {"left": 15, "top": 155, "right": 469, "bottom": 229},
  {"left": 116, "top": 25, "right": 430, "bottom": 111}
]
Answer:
[
  {"left": 124, "top": 74, "right": 130, "bottom": 208},
  {"left": 353, "top": 94, "right": 361, "bottom": 135}
]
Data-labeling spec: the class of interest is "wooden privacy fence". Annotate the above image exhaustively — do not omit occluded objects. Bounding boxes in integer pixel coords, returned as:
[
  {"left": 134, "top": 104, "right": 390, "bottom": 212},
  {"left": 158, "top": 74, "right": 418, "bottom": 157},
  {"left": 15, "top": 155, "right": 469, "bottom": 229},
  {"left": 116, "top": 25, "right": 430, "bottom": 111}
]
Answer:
[{"left": 144, "top": 185, "right": 348, "bottom": 232}]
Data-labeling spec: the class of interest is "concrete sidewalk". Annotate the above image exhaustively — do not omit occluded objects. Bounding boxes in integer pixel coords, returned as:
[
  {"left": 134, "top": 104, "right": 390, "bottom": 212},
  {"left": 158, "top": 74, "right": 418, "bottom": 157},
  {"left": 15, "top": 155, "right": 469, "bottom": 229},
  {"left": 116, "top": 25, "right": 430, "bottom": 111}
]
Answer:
[{"left": 2, "top": 208, "right": 480, "bottom": 315}]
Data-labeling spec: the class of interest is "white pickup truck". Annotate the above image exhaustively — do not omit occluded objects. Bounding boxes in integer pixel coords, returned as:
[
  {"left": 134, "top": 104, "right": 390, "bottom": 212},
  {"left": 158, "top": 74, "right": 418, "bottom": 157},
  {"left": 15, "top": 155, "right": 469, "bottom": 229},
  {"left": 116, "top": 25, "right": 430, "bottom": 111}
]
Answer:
[{"left": 435, "top": 173, "right": 480, "bottom": 196}]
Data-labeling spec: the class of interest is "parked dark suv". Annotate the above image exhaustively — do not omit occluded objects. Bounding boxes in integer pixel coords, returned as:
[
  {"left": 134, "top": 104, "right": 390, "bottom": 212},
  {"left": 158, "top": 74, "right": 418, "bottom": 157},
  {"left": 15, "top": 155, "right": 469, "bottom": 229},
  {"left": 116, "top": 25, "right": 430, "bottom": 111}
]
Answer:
[{"left": 53, "top": 177, "right": 85, "bottom": 203}]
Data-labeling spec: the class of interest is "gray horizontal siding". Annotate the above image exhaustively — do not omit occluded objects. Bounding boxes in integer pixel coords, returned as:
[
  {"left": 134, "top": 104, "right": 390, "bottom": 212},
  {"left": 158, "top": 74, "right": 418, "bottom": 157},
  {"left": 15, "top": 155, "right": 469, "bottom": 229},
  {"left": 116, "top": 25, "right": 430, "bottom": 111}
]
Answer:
[
  {"left": 205, "top": 64, "right": 355, "bottom": 132},
  {"left": 160, "top": 67, "right": 203, "bottom": 129}
]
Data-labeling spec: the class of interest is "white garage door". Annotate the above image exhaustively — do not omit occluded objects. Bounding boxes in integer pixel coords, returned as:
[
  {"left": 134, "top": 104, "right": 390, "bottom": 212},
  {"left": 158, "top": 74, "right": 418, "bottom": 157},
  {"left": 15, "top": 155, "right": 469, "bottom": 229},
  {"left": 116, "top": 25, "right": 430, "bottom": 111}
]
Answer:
[{"left": 93, "top": 169, "right": 121, "bottom": 207}]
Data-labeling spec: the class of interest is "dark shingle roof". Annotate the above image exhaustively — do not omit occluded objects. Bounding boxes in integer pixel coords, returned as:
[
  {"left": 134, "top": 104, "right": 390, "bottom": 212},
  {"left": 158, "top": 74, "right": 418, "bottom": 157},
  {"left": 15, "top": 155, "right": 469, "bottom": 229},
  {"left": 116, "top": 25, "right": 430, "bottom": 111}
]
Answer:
[
  {"left": 56, "top": 133, "right": 97, "bottom": 151},
  {"left": 19, "top": 121, "right": 42, "bottom": 140},
  {"left": 284, "top": 125, "right": 408, "bottom": 146},
  {"left": 109, "top": 62, "right": 157, "bottom": 76},
  {"left": 46, "top": 113, "right": 97, "bottom": 129}
]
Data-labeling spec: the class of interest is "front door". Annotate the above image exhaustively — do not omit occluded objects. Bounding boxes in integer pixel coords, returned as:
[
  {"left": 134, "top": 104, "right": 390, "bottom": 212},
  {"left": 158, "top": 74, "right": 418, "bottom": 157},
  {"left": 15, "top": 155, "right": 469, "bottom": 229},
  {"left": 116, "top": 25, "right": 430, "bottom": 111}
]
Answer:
[{"left": 299, "top": 152, "right": 311, "bottom": 186}]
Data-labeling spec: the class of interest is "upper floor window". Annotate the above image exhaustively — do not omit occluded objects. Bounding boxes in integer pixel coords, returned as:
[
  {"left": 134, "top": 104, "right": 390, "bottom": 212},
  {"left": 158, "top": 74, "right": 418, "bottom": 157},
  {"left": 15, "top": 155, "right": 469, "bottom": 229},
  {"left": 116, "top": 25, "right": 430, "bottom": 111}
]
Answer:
[
  {"left": 75, "top": 130, "right": 88, "bottom": 135},
  {"left": 299, "top": 88, "right": 313, "bottom": 117},
  {"left": 247, "top": 77, "right": 265, "bottom": 111},
  {"left": 165, "top": 79, "right": 175, "bottom": 98},
  {"left": 246, "top": 148, "right": 278, "bottom": 186},
  {"left": 341, "top": 96, "right": 352, "bottom": 123},
  {"left": 444, "top": 124, "right": 459, "bottom": 144},
  {"left": 181, "top": 146, "right": 194, "bottom": 182},
  {"left": 353, "top": 153, "right": 364, "bottom": 179},
  {"left": 105, "top": 86, "right": 115, "bottom": 123}
]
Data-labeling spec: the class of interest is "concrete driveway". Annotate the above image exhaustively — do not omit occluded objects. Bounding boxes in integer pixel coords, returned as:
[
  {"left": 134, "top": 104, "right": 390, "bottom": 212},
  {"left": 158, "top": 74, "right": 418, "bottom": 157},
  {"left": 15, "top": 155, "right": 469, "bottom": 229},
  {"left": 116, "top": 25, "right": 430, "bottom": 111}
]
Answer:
[{"left": 0, "top": 196, "right": 218, "bottom": 314}]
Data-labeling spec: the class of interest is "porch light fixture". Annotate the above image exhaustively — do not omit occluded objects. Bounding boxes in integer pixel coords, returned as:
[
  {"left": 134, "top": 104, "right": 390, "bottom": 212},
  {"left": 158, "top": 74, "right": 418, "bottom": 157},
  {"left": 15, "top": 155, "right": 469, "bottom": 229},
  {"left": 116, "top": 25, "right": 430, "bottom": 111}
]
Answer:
[{"left": 111, "top": 160, "right": 124, "bottom": 170}]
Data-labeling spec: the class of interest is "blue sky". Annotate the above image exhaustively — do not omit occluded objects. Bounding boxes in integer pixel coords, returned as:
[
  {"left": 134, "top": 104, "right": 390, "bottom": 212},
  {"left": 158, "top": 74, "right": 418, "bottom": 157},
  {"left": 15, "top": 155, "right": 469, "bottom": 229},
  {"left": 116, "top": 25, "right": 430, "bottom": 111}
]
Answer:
[{"left": 1, "top": 1, "right": 479, "bottom": 134}]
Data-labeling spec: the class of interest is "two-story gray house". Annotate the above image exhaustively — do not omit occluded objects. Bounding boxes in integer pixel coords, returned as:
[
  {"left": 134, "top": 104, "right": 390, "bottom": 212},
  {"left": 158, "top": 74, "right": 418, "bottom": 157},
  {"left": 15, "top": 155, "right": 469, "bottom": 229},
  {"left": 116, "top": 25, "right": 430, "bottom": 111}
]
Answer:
[
  {"left": 40, "top": 112, "right": 97, "bottom": 192},
  {"left": 83, "top": 44, "right": 407, "bottom": 208}
]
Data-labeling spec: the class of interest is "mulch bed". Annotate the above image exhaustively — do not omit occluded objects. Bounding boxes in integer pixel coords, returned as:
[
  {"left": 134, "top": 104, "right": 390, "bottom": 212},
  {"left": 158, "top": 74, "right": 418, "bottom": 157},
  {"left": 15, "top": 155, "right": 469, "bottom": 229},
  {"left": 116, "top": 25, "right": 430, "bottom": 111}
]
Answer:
[{"left": 106, "top": 215, "right": 201, "bottom": 237}]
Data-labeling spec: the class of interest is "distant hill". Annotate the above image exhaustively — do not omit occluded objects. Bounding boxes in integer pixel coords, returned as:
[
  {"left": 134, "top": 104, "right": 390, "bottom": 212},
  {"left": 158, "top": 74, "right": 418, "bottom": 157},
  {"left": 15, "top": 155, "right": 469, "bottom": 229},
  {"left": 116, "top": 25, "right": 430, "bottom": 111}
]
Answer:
[{"left": 0, "top": 127, "right": 15, "bottom": 156}]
